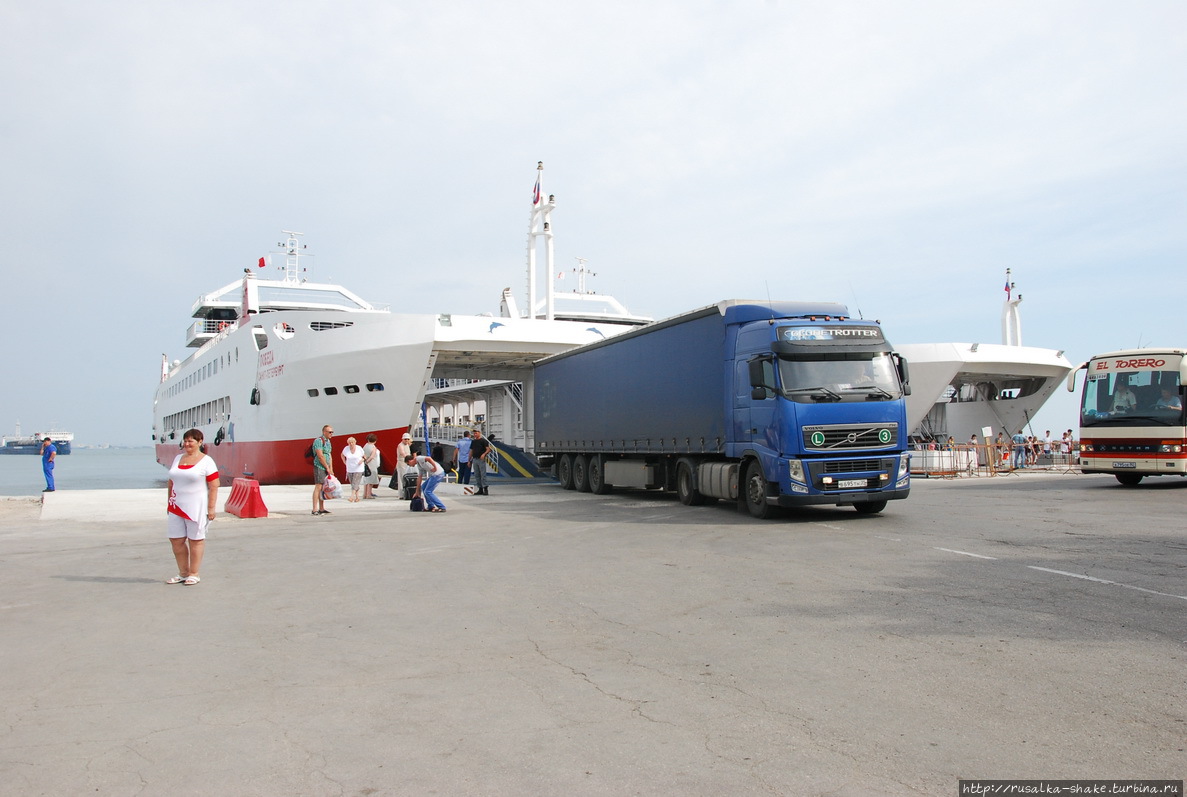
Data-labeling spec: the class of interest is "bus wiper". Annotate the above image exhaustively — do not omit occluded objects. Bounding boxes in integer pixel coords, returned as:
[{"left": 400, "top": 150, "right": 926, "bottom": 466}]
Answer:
[
  {"left": 853, "top": 384, "right": 893, "bottom": 399},
  {"left": 789, "top": 386, "right": 842, "bottom": 401}
]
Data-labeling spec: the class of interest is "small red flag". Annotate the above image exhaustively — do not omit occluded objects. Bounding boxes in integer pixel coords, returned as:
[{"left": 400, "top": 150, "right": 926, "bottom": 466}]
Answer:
[{"left": 258, "top": 256, "right": 266, "bottom": 269}]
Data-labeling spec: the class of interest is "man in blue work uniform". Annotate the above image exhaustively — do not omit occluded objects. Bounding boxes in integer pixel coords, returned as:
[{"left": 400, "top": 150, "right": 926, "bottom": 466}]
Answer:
[
  {"left": 41, "top": 437, "right": 57, "bottom": 492},
  {"left": 1011, "top": 431, "right": 1028, "bottom": 470}
]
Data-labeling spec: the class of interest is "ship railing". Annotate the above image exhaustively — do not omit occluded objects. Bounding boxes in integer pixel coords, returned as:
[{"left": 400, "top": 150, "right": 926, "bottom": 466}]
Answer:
[
  {"left": 413, "top": 424, "right": 502, "bottom": 475},
  {"left": 186, "top": 319, "right": 239, "bottom": 347}
]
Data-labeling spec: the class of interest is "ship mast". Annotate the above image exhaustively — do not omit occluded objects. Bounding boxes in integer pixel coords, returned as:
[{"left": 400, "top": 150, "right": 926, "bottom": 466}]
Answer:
[
  {"left": 280, "top": 230, "right": 305, "bottom": 283},
  {"left": 1001, "top": 268, "right": 1023, "bottom": 346},
  {"left": 526, "top": 162, "right": 557, "bottom": 320}
]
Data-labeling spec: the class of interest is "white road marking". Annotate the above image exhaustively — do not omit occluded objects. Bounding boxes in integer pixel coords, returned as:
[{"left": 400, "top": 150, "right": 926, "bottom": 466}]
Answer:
[
  {"left": 934, "top": 547, "right": 997, "bottom": 560},
  {"left": 1028, "top": 566, "right": 1187, "bottom": 602}
]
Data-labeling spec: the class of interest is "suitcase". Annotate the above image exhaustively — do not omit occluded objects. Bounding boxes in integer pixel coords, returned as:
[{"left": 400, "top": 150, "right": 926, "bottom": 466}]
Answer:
[{"left": 402, "top": 472, "right": 418, "bottom": 501}]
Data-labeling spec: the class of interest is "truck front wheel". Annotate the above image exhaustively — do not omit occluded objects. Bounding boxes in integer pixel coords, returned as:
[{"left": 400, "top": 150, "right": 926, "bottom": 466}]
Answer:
[
  {"left": 557, "top": 454, "right": 575, "bottom": 490},
  {"left": 676, "top": 460, "right": 705, "bottom": 506},
  {"left": 853, "top": 500, "right": 887, "bottom": 514},
  {"left": 743, "top": 461, "right": 775, "bottom": 519},
  {"left": 573, "top": 454, "right": 590, "bottom": 492}
]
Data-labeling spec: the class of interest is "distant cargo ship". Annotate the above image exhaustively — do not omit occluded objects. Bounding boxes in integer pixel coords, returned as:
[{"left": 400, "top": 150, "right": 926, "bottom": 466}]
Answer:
[{"left": 1, "top": 423, "right": 73, "bottom": 455}]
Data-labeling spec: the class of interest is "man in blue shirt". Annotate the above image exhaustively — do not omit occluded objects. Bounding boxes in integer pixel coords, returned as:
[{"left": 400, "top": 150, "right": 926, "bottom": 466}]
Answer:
[
  {"left": 453, "top": 431, "right": 473, "bottom": 485},
  {"left": 1011, "top": 431, "right": 1028, "bottom": 470},
  {"left": 40, "top": 437, "right": 57, "bottom": 492}
]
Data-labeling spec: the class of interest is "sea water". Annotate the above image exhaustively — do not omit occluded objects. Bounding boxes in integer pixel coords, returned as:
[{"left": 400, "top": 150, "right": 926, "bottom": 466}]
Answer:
[{"left": 0, "top": 448, "right": 169, "bottom": 496}]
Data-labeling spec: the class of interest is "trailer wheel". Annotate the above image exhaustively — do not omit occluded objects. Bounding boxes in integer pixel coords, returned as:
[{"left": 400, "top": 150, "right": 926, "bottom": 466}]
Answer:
[
  {"left": 1115, "top": 473, "right": 1143, "bottom": 486},
  {"left": 853, "top": 500, "right": 887, "bottom": 514},
  {"left": 557, "top": 454, "right": 575, "bottom": 490},
  {"left": 676, "top": 460, "right": 705, "bottom": 506},
  {"left": 588, "top": 454, "right": 613, "bottom": 495},
  {"left": 743, "top": 460, "right": 775, "bottom": 519},
  {"left": 573, "top": 454, "right": 590, "bottom": 492}
]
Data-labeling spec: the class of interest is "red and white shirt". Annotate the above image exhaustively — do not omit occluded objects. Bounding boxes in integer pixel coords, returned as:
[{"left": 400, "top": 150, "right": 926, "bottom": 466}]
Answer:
[{"left": 168, "top": 454, "right": 219, "bottom": 522}]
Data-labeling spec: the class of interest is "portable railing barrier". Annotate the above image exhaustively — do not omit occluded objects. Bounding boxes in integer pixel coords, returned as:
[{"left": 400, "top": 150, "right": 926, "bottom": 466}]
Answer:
[{"left": 910, "top": 442, "right": 1079, "bottom": 478}]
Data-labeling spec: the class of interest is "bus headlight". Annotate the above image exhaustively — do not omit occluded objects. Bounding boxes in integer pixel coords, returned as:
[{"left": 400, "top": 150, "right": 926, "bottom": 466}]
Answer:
[
  {"left": 1160, "top": 443, "right": 1183, "bottom": 453},
  {"left": 788, "top": 459, "right": 805, "bottom": 484}
]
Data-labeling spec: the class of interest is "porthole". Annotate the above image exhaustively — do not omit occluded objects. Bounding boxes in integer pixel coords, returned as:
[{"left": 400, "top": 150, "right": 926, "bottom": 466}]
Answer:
[
  {"left": 324, "top": 387, "right": 339, "bottom": 396},
  {"left": 307, "top": 389, "right": 320, "bottom": 397},
  {"left": 366, "top": 383, "right": 384, "bottom": 392},
  {"left": 344, "top": 385, "right": 360, "bottom": 394}
]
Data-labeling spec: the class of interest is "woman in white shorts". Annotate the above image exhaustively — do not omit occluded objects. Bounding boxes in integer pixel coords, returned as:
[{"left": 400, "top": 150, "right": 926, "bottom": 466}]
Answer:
[{"left": 166, "top": 428, "right": 219, "bottom": 585}]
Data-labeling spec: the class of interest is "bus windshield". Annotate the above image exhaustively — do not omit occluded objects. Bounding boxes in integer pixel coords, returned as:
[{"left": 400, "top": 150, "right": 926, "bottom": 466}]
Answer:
[
  {"left": 1081, "top": 367, "right": 1184, "bottom": 427},
  {"left": 779, "top": 352, "right": 902, "bottom": 403}
]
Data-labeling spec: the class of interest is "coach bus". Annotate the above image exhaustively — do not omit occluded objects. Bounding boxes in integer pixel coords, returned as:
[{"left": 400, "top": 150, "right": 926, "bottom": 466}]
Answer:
[{"left": 1067, "top": 348, "right": 1187, "bottom": 485}]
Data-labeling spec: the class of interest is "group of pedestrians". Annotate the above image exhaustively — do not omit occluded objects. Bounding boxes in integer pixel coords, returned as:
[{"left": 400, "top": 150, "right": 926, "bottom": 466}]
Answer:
[
  {"left": 1006, "top": 429, "right": 1076, "bottom": 469},
  {"left": 162, "top": 424, "right": 496, "bottom": 585}
]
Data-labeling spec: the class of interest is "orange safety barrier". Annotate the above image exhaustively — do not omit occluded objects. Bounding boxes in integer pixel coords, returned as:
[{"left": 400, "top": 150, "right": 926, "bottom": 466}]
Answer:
[{"left": 224, "top": 477, "right": 268, "bottom": 518}]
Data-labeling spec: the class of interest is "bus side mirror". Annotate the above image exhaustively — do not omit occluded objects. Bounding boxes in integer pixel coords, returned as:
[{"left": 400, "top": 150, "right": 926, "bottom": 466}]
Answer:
[{"left": 1067, "top": 362, "right": 1087, "bottom": 392}]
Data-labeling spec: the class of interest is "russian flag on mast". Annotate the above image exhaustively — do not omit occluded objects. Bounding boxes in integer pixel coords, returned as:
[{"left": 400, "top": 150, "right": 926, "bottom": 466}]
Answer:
[
  {"left": 1004, "top": 268, "right": 1011, "bottom": 300},
  {"left": 532, "top": 176, "right": 541, "bottom": 206}
]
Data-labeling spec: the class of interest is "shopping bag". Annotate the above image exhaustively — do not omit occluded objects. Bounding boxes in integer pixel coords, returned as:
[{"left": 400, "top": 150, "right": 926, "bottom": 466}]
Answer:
[{"left": 322, "top": 475, "right": 343, "bottom": 500}]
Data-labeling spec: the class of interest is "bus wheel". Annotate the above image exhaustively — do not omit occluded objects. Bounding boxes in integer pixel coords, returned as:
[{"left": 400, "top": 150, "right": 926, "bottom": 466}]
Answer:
[
  {"left": 557, "top": 454, "right": 574, "bottom": 490},
  {"left": 1115, "top": 473, "right": 1143, "bottom": 486}
]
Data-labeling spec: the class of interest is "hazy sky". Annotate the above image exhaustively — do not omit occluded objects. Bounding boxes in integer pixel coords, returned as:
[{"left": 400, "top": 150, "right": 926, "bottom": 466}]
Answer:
[{"left": 3, "top": 1, "right": 1184, "bottom": 445}]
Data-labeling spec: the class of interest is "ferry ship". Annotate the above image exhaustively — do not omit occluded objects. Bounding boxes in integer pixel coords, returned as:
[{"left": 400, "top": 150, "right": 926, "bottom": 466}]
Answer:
[
  {"left": 1, "top": 424, "right": 73, "bottom": 455},
  {"left": 153, "top": 167, "right": 648, "bottom": 484},
  {"left": 896, "top": 271, "right": 1073, "bottom": 444}
]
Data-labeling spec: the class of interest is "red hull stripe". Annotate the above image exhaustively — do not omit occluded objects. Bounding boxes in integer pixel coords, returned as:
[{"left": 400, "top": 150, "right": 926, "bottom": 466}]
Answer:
[{"left": 156, "top": 427, "right": 410, "bottom": 485}]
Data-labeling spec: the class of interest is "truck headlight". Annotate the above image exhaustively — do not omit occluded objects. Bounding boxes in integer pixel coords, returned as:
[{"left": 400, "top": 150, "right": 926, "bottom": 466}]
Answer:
[
  {"left": 897, "top": 455, "right": 910, "bottom": 480},
  {"left": 788, "top": 459, "right": 805, "bottom": 484}
]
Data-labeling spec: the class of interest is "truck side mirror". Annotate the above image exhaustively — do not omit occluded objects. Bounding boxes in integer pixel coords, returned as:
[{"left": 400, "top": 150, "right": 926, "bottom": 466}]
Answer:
[
  {"left": 748, "top": 359, "right": 774, "bottom": 399},
  {"left": 894, "top": 354, "right": 911, "bottom": 396}
]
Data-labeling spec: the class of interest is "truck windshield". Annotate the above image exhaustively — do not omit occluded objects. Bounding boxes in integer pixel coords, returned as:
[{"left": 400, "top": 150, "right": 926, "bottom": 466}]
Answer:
[
  {"left": 1081, "top": 367, "right": 1184, "bottom": 427},
  {"left": 779, "top": 352, "right": 901, "bottom": 403}
]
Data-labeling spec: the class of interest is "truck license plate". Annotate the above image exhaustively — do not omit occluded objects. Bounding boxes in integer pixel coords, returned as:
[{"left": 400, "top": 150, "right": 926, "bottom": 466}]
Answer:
[
  {"left": 837, "top": 479, "right": 866, "bottom": 489},
  {"left": 1112, "top": 462, "right": 1136, "bottom": 468}
]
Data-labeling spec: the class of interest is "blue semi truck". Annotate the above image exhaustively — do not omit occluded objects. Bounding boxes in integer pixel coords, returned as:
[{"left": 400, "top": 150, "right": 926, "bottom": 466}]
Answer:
[{"left": 533, "top": 300, "right": 912, "bottom": 518}]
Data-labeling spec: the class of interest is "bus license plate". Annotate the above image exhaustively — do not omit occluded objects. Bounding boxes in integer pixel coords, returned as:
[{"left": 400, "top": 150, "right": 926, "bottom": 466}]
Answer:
[
  {"left": 838, "top": 479, "right": 866, "bottom": 489},
  {"left": 1112, "top": 462, "right": 1136, "bottom": 468}
]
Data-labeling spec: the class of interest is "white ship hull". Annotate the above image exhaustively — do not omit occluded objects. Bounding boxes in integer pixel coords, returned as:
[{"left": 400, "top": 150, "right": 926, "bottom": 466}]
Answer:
[
  {"left": 895, "top": 341, "right": 1073, "bottom": 443},
  {"left": 154, "top": 309, "right": 436, "bottom": 484}
]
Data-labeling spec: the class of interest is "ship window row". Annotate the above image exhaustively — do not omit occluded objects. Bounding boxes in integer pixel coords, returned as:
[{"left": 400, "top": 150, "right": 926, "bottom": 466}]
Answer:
[
  {"left": 307, "top": 383, "right": 385, "bottom": 398},
  {"left": 164, "top": 395, "right": 232, "bottom": 436},
  {"left": 166, "top": 349, "right": 241, "bottom": 398},
  {"left": 251, "top": 321, "right": 354, "bottom": 352}
]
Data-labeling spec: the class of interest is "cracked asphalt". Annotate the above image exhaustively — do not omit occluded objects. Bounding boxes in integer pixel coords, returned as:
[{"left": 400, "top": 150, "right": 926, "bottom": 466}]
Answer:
[{"left": 1, "top": 475, "right": 1184, "bottom": 796}]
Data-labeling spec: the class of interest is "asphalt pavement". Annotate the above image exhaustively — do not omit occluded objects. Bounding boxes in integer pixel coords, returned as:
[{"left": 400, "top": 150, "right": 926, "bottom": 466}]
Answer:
[{"left": 1, "top": 473, "right": 1184, "bottom": 796}]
